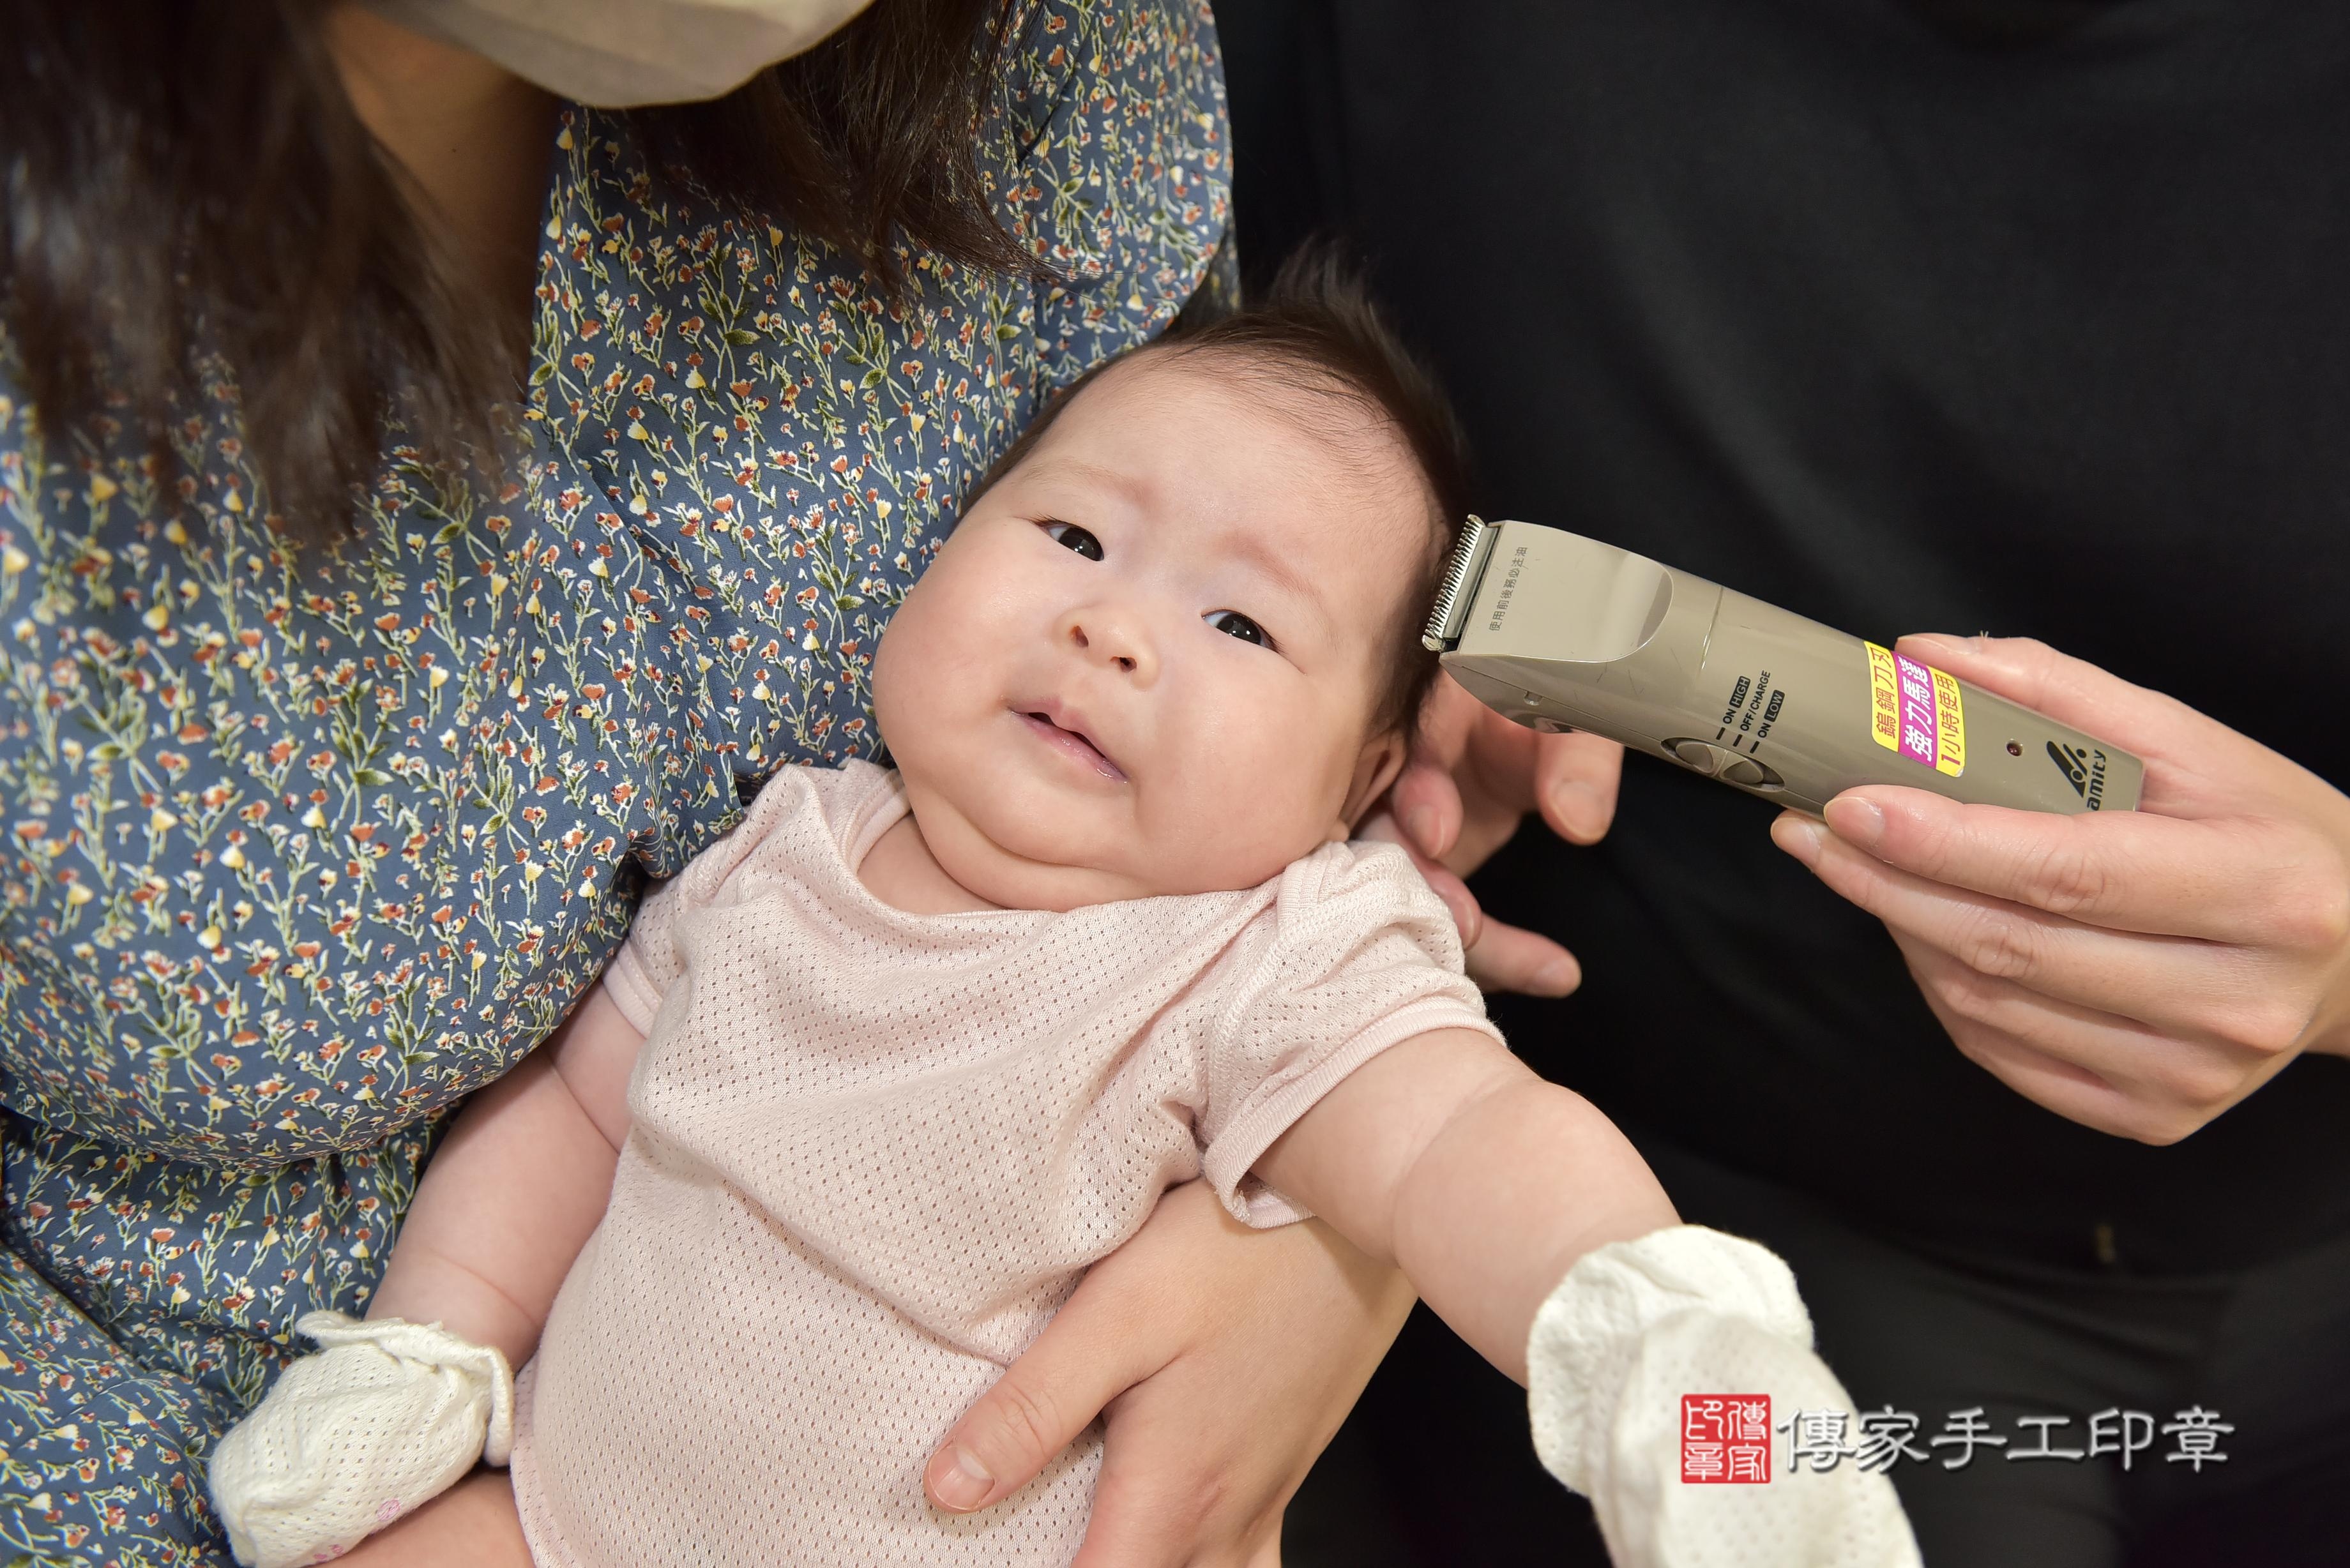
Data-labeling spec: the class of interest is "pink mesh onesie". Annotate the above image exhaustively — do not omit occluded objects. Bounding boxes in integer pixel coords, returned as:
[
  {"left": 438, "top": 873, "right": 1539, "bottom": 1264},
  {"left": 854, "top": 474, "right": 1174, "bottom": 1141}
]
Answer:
[{"left": 508, "top": 760, "right": 1496, "bottom": 1565}]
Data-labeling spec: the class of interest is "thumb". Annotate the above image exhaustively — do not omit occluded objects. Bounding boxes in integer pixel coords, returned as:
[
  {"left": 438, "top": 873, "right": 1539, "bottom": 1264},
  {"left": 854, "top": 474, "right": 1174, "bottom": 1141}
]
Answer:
[
  {"left": 1387, "top": 753, "right": 1468, "bottom": 863},
  {"left": 1387, "top": 674, "right": 1493, "bottom": 860},
  {"left": 1895, "top": 633, "right": 2211, "bottom": 762},
  {"left": 1532, "top": 728, "right": 1625, "bottom": 845},
  {"left": 925, "top": 1306, "right": 1148, "bottom": 1515}
]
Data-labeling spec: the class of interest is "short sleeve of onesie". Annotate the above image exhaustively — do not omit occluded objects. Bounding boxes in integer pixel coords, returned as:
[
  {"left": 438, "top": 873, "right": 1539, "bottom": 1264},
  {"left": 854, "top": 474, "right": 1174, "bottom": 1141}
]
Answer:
[
  {"left": 1196, "top": 841, "right": 1501, "bottom": 1227},
  {"left": 603, "top": 764, "right": 891, "bottom": 1031}
]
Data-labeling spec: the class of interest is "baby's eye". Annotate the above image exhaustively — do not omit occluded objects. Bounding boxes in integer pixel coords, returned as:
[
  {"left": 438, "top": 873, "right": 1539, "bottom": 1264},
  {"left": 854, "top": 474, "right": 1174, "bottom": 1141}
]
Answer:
[
  {"left": 1204, "top": 609, "right": 1273, "bottom": 649},
  {"left": 1042, "top": 521, "right": 1103, "bottom": 561}
]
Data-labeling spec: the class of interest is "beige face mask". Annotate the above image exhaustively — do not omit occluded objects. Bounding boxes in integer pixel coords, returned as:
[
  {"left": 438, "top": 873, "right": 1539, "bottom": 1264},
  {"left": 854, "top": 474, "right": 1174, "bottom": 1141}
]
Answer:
[{"left": 358, "top": 0, "right": 877, "bottom": 107}]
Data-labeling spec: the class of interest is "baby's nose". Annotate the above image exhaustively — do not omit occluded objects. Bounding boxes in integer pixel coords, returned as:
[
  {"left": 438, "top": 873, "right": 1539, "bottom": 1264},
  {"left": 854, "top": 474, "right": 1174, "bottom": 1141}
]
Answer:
[{"left": 1059, "top": 607, "right": 1155, "bottom": 681}]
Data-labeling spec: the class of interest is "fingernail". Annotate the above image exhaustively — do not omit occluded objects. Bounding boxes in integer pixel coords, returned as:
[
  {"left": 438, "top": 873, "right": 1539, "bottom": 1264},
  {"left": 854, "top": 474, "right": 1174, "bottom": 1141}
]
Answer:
[
  {"left": 1550, "top": 781, "right": 1602, "bottom": 841},
  {"left": 931, "top": 1445, "right": 994, "bottom": 1512},
  {"left": 1899, "top": 633, "right": 1967, "bottom": 659},
  {"left": 1823, "top": 796, "right": 1886, "bottom": 848},
  {"left": 1770, "top": 813, "right": 1827, "bottom": 865},
  {"left": 1533, "top": 958, "right": 1580, "bottom": 997},
  {"left": 1400, "top": 803, "right": 1441, "bottom": 854}
]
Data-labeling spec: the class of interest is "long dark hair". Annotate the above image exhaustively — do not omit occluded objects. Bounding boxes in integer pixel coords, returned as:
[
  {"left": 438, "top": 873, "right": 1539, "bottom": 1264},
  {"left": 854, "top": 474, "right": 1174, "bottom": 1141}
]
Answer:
[{"left": 0, "top": 0, "right": 1033, "bottom": 535}]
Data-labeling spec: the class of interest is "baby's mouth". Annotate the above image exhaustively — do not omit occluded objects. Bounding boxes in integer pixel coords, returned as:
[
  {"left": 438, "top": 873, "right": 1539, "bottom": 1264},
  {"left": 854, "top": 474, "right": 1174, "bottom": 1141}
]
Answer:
[{"left": 1015, "top": 708, "right": 1128, "bottom": 784}]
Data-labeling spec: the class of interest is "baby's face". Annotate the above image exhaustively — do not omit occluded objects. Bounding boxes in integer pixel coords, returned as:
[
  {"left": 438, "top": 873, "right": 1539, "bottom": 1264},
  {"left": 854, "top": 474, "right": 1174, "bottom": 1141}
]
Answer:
[{"left": 872, "top": 350, "right": 1430, "bottom": 910}]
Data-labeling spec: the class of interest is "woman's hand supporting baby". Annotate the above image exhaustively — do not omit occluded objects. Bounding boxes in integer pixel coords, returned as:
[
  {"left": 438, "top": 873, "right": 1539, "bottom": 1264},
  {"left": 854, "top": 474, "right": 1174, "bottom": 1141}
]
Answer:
[{"left": 924, "top": 1180, "right": 1414, "bottom": 1567}]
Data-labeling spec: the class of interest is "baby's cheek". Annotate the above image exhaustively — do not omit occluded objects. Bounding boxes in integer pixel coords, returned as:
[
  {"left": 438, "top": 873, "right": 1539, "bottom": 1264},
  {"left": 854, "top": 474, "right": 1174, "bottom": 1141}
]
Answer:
[
  {"left": 1176, "top": 735, "right": 1335, "bottom": 878},
  {"left": 868, "top": 633, "right": 913, "bottom": 747},
  {"left": 870, "top": 615, "right": 956, "bottom": 763}
]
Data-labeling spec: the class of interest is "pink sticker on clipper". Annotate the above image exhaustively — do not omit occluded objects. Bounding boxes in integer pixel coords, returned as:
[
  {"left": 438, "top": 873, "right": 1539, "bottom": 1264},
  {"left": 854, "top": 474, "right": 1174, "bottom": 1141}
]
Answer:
[{"left": 1864, "top": 642, "right": 1966, "bottom": 778}]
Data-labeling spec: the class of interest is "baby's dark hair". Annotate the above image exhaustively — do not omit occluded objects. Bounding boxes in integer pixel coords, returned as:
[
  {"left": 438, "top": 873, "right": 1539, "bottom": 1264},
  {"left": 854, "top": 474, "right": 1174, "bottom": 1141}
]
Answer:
[{"left": 975, "top": 245, "right": 1470, "bottom": 741}]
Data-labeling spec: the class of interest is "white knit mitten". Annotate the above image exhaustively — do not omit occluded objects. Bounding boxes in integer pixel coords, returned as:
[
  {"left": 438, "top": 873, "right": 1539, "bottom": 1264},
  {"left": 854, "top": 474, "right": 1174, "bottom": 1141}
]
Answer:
[
  {"left": 208, "top": 1310, "right": 515, "bottom": 1568},
  {"left": 1528, "top": 1226, "right": 1921, "bottom": 1568}
]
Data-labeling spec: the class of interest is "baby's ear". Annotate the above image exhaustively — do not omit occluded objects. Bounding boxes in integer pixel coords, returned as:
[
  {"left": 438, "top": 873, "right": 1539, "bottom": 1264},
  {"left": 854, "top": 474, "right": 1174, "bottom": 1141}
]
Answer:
[{"left": 1333, "top": 729, "right": 1411, "bottom": 840}]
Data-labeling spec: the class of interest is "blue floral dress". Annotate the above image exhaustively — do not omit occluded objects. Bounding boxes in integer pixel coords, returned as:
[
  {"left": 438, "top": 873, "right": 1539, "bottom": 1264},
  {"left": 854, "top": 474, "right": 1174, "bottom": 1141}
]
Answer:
[{"left": 0, "top": 4, "right": 1227, "bottom": 1560}]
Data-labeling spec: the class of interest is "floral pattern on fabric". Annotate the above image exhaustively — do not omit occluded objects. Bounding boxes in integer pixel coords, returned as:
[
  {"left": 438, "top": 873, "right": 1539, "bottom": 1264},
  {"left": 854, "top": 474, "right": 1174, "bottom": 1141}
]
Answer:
[{"left": 0, "top": 3, "right": 1228, "bottom": 1561}]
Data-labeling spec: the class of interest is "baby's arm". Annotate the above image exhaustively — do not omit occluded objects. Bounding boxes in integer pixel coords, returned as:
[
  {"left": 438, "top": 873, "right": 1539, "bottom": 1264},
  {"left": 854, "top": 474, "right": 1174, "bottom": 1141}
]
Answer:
[
  {"left": 1255, "top": 1032, "right": 1920, "bottom": 1568},
  {"left": 207, "top": 986, "right": 648, "bottom": 1568},
  {"left": 1253, "top": 1029, "right": 1671, "bottom": 1380},
  {"left": 369, "top": 984, "right": 645, "bottom": 1366}
]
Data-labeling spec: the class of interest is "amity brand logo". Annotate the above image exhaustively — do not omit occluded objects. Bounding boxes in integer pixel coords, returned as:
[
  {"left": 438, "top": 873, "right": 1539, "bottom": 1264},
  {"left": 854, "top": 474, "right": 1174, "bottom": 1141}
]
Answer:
[{"left": 2046, "top": 741, "right": 2112, "bottom": 810}]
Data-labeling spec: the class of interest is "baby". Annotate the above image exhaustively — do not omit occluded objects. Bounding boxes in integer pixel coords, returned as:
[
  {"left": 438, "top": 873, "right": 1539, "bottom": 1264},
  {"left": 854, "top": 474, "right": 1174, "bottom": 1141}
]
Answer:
[{"left": 209, "top": 259, "right": 1915, "bottom": 1568}]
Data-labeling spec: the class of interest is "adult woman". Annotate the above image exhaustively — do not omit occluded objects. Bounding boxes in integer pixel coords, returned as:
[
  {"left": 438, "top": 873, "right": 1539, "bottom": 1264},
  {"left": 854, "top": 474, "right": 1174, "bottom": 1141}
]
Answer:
[
  {"left": 0, "top": 4, "right": 1409, "bottom": 1562},
  {"left": 1225, "top": 3, "right": 2350, "bottom": 1565}
]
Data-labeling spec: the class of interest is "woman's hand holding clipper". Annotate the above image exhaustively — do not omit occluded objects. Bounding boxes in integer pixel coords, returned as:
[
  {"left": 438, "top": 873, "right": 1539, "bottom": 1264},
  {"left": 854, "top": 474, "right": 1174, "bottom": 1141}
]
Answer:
[
  {"left": 1773, "top": 633, "right": 2350, "bottom": 1144},
  {"left": 1378, "top": 674, "right": 1626, "bottom": 995}
]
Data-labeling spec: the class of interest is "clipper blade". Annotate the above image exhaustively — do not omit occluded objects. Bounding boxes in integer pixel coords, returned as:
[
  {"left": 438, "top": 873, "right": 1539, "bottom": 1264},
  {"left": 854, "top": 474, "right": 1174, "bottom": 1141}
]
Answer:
[{"left": 1421, "top": 515, "right": 1497, "bottom": 652}]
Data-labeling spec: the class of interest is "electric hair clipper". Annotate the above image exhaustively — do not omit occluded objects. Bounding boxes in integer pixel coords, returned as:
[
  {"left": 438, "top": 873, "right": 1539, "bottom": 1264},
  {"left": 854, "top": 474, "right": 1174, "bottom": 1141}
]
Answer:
[{"left": 1421, "top": 518, "right": 2142, "bottom": 815}]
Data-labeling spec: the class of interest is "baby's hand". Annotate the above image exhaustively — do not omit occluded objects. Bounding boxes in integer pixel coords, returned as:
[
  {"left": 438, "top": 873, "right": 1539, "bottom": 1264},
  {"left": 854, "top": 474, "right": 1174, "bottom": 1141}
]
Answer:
[
  {"left": 208, "top": 1311, "right": 515, "bottom": 1567},
  {"left": 1531, "top": 1228, "right": 1920, "bottom": 1568}
]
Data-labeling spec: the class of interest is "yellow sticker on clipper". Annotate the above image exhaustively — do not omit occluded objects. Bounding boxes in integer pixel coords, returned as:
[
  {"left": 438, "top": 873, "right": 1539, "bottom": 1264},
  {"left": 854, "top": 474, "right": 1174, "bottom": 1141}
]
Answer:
[{"left": 1865, "top": 642, "right": 1965, "bottom": 777}]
